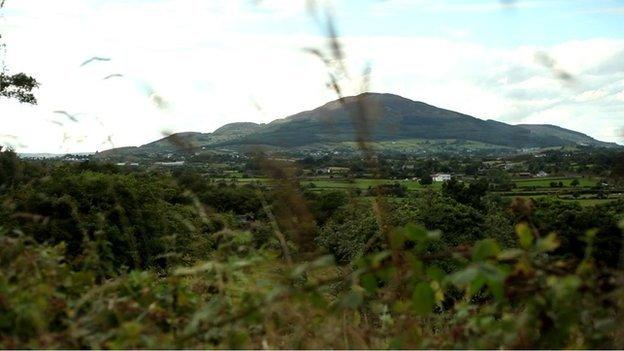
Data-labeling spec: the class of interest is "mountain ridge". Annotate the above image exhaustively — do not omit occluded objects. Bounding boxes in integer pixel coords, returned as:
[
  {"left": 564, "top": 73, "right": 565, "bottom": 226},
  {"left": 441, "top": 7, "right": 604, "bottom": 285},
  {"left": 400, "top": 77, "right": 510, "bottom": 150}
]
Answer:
[{"left": 97, "top": 93, "right": 618, "bottom": 157}]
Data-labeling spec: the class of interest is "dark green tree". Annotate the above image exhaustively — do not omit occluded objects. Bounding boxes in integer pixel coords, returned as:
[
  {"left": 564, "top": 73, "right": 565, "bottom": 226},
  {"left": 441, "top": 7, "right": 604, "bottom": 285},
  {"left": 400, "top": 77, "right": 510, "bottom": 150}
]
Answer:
[
  {"left": 419, "top": 174, "right": 433, "bottom": 185},
  {"left": 1, "top": 1, "right": 39, "bottom": 104},
  {"left": 0, "top": 72, "right": 39, "bottom": 104}
]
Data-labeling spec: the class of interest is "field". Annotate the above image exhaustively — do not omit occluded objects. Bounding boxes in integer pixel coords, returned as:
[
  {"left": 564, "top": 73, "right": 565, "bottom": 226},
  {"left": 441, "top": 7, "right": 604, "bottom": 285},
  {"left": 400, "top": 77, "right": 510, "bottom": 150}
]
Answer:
[
  {"left": 210, "top": 174, "right": 622, "bottom": 207},
  {"left": 514, "top": 177, "right": 597, "bottom": 188},
  {"left": 304, "top": 178, "right": 443, "bottom": 191},
  {"left": 219, "top": 177, "right": 444, "bottom": 191},
  {"left": 227, "top": 176, "right": 597, "bottom": 192}
]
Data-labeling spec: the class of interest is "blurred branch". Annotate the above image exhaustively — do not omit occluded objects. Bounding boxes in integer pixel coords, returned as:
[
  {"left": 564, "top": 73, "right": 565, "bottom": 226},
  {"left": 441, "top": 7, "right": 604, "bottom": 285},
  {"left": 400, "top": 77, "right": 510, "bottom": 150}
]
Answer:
[{"left": 0, "top": 72, "right": 40, "bottom": 104}]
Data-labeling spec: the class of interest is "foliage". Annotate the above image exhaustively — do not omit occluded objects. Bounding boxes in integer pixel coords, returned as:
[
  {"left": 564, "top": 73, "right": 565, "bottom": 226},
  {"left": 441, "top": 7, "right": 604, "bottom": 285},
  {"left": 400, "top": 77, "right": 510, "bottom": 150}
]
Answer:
[
  {"left": 397, "top": 190, "right": 485, "bottom": 247},
  {"left": 1, "top": 167, "right": 213, "bottom": 276},
  {"left": 526, "top": 198, "right": 624, "bottom": 267},
  {"left": 419, "top": 174, "right": 433, "bottom": 185},
  {"left": 0, "top": 150, "right": 623, "bottom": 349},
  {"left": 0, "top": 72, "right": 39, "bottom": 104},
  {"left": 315, "top": 203, "right": 381, "bottom": 263}
]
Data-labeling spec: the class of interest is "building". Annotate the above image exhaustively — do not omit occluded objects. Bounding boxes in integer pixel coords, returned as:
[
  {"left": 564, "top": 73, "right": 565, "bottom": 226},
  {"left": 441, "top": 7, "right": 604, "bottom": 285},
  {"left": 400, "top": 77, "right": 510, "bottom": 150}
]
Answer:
[
  {"left": 535, "top": 171, "right": 549, "bottom": 178},
  {"left": 432, "top": 173, "right": 452, "bottom": 182},
  {"left": 154, "top": 161, "right": 185, "bottom": 167},
  {"left": 320, "top": 166, "right": 350, "bottom": 175}
]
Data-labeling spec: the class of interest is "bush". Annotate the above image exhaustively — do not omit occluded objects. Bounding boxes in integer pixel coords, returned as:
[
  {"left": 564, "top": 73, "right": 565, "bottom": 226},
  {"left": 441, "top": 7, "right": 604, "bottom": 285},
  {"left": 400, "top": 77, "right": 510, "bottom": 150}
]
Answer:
[
  {"left": 316, "top": 205, "right": 381, "bottom": 263},
  {"left": 1, "top": 169, "right": 212, "bottom": 275}
]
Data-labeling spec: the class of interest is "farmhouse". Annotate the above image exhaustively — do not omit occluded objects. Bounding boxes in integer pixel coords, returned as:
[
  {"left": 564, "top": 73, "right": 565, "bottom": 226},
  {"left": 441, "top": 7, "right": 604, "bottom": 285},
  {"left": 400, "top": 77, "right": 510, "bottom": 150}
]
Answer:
[
  {"left": 154, "top": 161, "right": 185, "bottom": 167},
  {"left": 432, "top": 173, "right": 452, "bottom": 182},
  {"left": 536, "top": 170, "right": 549, "bottom": 177},
  {"left": 318, "top": 166, "right": 350, "bottom": 175}
]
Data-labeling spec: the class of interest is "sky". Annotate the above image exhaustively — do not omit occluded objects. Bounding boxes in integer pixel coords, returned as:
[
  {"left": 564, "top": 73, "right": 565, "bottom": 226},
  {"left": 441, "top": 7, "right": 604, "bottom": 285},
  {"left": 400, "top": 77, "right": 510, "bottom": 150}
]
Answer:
[{"left": 1, "top": 0, "right": 624, "bottom": 153}]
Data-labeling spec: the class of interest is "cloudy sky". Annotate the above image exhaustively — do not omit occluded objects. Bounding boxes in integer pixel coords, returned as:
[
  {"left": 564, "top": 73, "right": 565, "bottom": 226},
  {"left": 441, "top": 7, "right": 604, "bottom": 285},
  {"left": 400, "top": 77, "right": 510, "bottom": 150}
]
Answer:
[{"left": 1, "top": 0, "right": 623, "bottom": 153}]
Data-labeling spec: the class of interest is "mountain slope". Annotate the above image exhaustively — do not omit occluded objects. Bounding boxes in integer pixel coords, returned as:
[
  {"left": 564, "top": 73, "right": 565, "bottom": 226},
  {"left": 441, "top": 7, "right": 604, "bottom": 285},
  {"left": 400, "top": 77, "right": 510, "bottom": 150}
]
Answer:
[
  {"left": 98, "top": 93, "right": 617, "bottom": 156},
  {"left": 213, "top": 93, "right": 596, "bottom": 149},
  {"left": 213, "top": 122, "right": 261, "bottom": 135},
  {"left": 516, "top": 124, "right": 616, "bottom": 147}
]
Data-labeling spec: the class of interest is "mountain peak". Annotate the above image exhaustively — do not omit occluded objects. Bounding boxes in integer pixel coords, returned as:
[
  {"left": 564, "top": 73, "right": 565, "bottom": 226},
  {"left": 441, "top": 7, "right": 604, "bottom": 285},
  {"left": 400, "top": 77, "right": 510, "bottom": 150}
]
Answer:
[
  {"left": 320, "top": 92, "right": 423, "bottom": 109},
  {"left": 98, "top": 93, "right": 618, "bottom": 157},
  {"left": 213, "top": 122, "right": 261, "bottom": 135}
]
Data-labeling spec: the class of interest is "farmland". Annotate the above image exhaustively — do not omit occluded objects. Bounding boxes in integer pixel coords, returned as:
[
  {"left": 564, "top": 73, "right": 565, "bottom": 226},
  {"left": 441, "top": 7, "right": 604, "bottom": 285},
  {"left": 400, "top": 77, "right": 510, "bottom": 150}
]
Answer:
[{"left": 212, "top": 175, "right": 621, "bottom": 206}]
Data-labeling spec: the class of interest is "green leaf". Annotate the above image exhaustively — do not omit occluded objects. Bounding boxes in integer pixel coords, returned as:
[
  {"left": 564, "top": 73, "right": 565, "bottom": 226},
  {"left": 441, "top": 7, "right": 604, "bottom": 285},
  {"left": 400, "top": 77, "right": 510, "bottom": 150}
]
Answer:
[
  {"left": 498, "top": 249, "right": 523, "bottom": 261},
  {"left": 411, "top": 282, "right": 435, "bottom": 316},
  {"left": 389, "top": 338, "right": 404, "bottom": 349},
  {"left": 389, "top": 229, "right": 406, "bottom": 250},
  {"left": 516, "top": 223, "right": 534, "bottom": 249},
  {"left": 449, "top": 266, "right": 479, "bottom": 286},
  {"left": 404, "top": 223, "right": 427, "bottom": 242},
  {"left": 426, "top": 266, "right": 445, "bottom": 282},
  {"left": 488, "top": 280, "right": 505, "bottom": 301},
  {"left": 370, "top": 251, "right": 391, "bottom": 268},
  {"left": 290, "top": 262, "right": 310, "bottom": 278},
  {"left": 360, "top": 273, "right": 378, "bottom": 294},
  {"left": 535, "top": 233, "right": 560, "bottom": 253},
  {"left": 310, "top": 255, "right": 335, "bottom": 269},
  {"left": 406, "top": 254, "right": 424, "bottom": 276},
  {"left": 547, "top": 275, "right": 581, "bottom": 298},
  {"left": 427, "top": 230, "right": 442, "bottom": 240},
  {"left": 467, "top": 275, "right": 486, "bottom": 297},
  {"left": 472, "top": 239, "right": 500, "bottom": 262},
  {"left": 308, "top": 291, "right": 327, "bottom": 308},
  {"left": 480, "top": 263, "right": 507, "bottom": 300}
]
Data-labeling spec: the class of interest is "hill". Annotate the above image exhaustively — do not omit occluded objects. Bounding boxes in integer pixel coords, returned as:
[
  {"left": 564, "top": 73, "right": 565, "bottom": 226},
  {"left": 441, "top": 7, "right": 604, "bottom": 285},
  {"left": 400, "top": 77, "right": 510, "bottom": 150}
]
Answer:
[
  {"left": 98, "top": 93, "right": 617, "bottom": 157},
  {"left": 516, "top": 124, "right": 617, "bottom": 147}
]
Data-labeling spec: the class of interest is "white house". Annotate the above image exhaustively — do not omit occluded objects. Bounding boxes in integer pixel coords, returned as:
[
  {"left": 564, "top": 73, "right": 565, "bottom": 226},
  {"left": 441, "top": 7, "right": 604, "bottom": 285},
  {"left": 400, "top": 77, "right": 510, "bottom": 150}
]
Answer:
[
  {"left": 154, "top": 161, "right": 185, "bottom": 167},
  {"left": 535, "top": 171, "right": 549, "bottom": 178},
  {"left": 432, "top": 173, "right": 452, "bottom": 182}
]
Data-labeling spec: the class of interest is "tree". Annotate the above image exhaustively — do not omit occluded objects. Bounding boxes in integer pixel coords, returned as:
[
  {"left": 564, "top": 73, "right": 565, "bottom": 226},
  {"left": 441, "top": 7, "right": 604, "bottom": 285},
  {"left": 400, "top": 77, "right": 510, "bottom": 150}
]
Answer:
[
  {"left": 316, "top": 204, "right": 381, "bottom": 263},
  {"left": 419, "top": 174, "right": 433, "bottom": 185},
  {"left": 1, "top": 1, "right": 39, "bottom": 104},
  {"left": 485, "top": 168, "right": 515, "bottom": 191},
  {"left": 442, "top": 178, "right": 489, "bottom": 209},
  {"left": 0, "top": 146, "right": 22, "bottom": 190},
  {"left": 571, "top": 179, "right": 580, "bottom": 187},
  {"left": 611, "top": 152, "right": 624, "bottom": 182},
  {"left": 0, "top": 72, "right": 40, "bottom": 104},
  {"left": 309, "top": 190, "right": 347, "bottom": 224}
]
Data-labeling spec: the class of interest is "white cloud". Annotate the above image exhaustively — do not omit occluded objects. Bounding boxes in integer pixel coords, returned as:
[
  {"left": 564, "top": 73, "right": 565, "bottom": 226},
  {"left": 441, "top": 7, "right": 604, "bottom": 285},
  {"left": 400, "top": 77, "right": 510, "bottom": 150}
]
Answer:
[
  {"left": 574, "top": 88, "right": 609, "bottom": 102},
  {"left": 1, "top": 0, "right": 623, "bottom": 152},
  {"left": 369, "top": 0, "right": 556, "bottom": 15}
]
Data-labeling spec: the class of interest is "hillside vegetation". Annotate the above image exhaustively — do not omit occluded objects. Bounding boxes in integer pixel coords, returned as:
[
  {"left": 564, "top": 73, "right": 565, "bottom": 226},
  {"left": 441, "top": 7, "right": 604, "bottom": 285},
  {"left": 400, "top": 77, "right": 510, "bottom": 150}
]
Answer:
[
  {"left": 98, "top": 93, "right": 617, "bottom": 158},
  {"left": 2, "top": 148, "right": 624, "bottom": 348}
]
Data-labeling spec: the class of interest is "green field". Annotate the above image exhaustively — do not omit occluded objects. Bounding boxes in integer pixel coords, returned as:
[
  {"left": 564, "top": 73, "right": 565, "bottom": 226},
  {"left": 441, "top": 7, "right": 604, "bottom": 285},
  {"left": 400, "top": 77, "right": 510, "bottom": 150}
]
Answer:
[
  {"left": 572, "top": 198, "right": 617, "bottom": 206},
  {"left": 304, "top": 178, "right": 443, "bottom": 191},
  {"left": 503, "top": 194, "right": 618, "bottom": 206},
  {"left": 215, "top": 177, "right": 443, "bottom": 191},
  {"left": 218, "top": 177, "right": 618, "bottom": 207},
  {"left": 514, "top": 177, "right": 596, "bottom": 188}
]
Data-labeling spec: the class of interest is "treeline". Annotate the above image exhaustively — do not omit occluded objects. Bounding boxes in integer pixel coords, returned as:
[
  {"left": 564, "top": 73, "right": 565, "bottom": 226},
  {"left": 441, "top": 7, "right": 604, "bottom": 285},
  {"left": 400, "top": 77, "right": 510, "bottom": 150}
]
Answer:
[
  {"left": 293, "top": 147, "right": 624, "bottom": 179},
  {"left": 1, "top": 147, "right": 623, "bottom": 348}
]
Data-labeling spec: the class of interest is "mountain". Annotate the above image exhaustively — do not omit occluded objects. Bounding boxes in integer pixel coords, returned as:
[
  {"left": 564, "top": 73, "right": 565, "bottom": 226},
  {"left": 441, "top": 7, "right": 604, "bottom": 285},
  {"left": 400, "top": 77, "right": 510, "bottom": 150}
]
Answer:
[
  {"left": 213, "top": 122, "right": 261, "bottom": 135},
  {"left": 515, "top": 124, "right": 616, "bottom": 147},
  {"left": 97, "top": 93, "right": 617, "bottom": 157}
]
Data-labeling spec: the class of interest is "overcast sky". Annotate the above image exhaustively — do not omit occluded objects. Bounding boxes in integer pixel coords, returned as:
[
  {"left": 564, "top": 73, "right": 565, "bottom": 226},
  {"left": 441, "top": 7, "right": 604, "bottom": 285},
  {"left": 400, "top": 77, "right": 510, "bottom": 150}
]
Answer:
[{"left": 1, "top": 0, "right": 624, "bottom": 153}]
